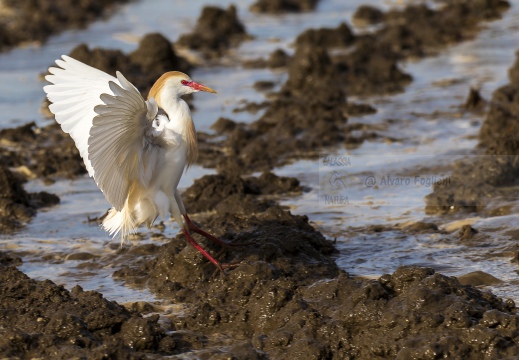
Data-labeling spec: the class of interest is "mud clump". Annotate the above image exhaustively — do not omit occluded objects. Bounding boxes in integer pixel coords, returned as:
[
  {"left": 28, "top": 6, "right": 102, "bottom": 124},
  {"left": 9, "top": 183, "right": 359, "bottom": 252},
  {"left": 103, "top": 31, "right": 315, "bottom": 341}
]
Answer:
[
  {"left": 380, "top": 0, "right": 509, "bottom": 58},
  {"left": 426, "top": 50, "right": 519, "bottom": 214},
  {"left": 464, "top": 87, "right": 487, "bottom": 111},
  {"left": 0, "top": 264, "right": 186, "bottom": 358},
  {"left": 182, "top": 172, "right": 301, "bottom": 214},
  {"left": 352, "top": 5, "right": 385, "bottom": 26},
  {"left": 0, "top": 0, "right": 129, "bottom": 53},
  {"left": 243, "top": 48, "right": 291, "bottom": 69},
  {"left": 0, "top": 122, "right": 85, "bottom": 180},
  {"left": 115, "top": 204, "right": 519, "bottom": 358},
  {"left": 294, "top": 22, "right": 355, "bottom": 49},
  {"left": 177, "top": 5, "right": 249, "bottom": 58},
  {"left": 221, "top": 44, "right": 376, "bottom": 172},
  {"left": 250, "top": 0, "right": 320, "bottom": 13},
  {"left": 65, "top": 33, "right": 191, "bottom": 96},
  {"left": 0, "top": 164, "right": 59, "bottom": 232}
]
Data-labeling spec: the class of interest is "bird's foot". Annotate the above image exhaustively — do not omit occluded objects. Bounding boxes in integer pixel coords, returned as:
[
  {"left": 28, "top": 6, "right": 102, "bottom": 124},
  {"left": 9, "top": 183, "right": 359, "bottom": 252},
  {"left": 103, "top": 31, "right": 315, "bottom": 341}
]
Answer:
[
  {"left": 183, "top": 228, "right": 243, "bottom": 273},
  {"left": 211, "top": 260, "right": 243, "bottom": 278}
]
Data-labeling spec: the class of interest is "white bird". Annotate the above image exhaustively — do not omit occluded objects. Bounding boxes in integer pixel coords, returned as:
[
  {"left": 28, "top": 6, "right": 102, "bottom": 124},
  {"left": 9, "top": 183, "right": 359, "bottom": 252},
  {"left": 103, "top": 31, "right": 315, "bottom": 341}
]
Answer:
[{"left": 44, "top": 55, "right": 233, "bottom": 271}]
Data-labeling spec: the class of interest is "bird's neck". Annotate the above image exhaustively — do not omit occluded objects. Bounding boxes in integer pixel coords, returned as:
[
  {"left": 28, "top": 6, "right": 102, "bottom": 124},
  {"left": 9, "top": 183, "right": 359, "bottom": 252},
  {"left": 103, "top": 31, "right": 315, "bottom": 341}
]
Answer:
[{"left": 161, "top": 95, "right": 198, "bottom": 167}]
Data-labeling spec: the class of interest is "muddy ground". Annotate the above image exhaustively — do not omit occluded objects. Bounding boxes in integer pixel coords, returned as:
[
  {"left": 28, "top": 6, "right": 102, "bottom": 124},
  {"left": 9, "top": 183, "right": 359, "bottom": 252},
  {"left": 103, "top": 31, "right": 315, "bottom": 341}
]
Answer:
[
  {"left": 2, "top": 0, "right": 519, "bottom": 359},
  {"left": 0, "top": 0, "right": 131, "bottom": 53}
]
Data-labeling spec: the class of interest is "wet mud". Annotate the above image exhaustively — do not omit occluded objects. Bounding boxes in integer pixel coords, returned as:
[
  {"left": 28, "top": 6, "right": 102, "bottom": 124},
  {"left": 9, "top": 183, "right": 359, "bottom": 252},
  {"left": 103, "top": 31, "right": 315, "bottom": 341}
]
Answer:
[
  {"left": 250, "top": 0, "right": 320, "bottom": 14},
  {"left": 0, "top": 165, "right": 58, "bottom": 232},
  {"left": 0, "top": 0, "right": 130, "bottom": 53},
  {"left": 2, "top": 0, "right": 519, "bottom": 359},
  {"left": 176, "top": 5, "right": 250, "bottom": 58},
  {"left": 181, "top": 172, "right": 301, "bottom": 214},
  {"left": 222, "top": 0, "right": 509, "bottom": 174},
  {"left": 0, "top": 261, "right": 185, "bottom": 359},
  {"left": 114, "top": 207, "right": 519, "bottom": 359},
  {"left": 426, "top": 50, "right": 519, "bottom": 215}
]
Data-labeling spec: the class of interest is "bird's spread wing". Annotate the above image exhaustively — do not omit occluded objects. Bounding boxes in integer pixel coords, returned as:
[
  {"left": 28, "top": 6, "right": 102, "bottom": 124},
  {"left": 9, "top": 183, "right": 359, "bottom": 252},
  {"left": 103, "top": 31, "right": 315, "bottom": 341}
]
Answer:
[
  {"left": 44, "top": 56, "right": 159, "bottom": 211},
  {"left": 44, "top": 55, "right": 116, "bottom": 177}
]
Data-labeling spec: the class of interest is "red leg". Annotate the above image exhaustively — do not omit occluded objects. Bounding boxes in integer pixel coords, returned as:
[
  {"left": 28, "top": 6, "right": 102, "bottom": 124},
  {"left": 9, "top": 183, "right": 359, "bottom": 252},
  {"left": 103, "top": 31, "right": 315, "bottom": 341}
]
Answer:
[
  {"left": 184, "top": 214, "right": 230, "bottom": 247},
  {"left": 182, "top": 228, "right": 241, "bottom": 272},
  {"left": 183, "top": 228, "right": 224, "bottom": 271}
]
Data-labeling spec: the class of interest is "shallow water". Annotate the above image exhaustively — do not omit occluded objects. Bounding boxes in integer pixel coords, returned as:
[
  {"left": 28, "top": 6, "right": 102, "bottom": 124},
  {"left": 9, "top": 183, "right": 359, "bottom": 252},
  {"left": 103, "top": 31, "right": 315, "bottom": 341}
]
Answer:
[{"left": 1, "top": 0, "right": 519, "bottom": 303}]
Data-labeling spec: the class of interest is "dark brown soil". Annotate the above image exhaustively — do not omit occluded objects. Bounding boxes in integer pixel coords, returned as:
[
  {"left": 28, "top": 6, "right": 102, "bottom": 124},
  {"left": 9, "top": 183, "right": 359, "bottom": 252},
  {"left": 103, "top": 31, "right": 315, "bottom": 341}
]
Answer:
[
  {"left": 176, "top": 5, "right": 249, "bottom": 58},
  {"left": 242, "top": 48, "right": 291, "bottom": 69},
  {"left": 0, "top": 262, "right": 189, "bottom": 359},
  {"left": 0, "top": 0, "right": 130, "bottom": 53},
  {"left": 112, "top": 204, "right": 519, "bottom": 359},
  {"left": 294, "top": 22, "right": 355, "bottom": 49},
  {"left": 0, "top": 122, "right": 87, "bottom": 180},
  {"left": 0, "top": 162, "right": 59, "bottom": 233},
  {"left": 352, "top": 5, "right": 385, "bottom": 26},
  {"left": 182, "top": 172, "right": 301, "bottom": 214},
  {"left": 250, "top": 0, "right": 320, "bottom": 13}
]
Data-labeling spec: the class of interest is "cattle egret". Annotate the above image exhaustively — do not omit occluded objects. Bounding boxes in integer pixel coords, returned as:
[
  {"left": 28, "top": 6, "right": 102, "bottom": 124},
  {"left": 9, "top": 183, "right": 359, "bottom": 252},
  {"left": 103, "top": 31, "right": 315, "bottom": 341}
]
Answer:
[{"left": 44, "top": 55, "right": 234, "bottom": 271}]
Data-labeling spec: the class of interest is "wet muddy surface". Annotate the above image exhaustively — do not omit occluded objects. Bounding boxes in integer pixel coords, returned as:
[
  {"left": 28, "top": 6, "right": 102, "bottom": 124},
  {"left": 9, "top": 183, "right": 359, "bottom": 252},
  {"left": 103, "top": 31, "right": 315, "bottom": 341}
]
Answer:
[
  {"left": 250, "top": 0, "right": 320, "bottom": 14},
  {"left": 177, "top": 5, "right": 250, "bottom": 59},
  {"left": 2, "top": 0, "right": 519, "bottom": 358},
  {"left": 427, "top": 51, "right": 519, "bottom": 215},
  {"left": 0, "top": 0, "right": 130, "bottom": 52}
]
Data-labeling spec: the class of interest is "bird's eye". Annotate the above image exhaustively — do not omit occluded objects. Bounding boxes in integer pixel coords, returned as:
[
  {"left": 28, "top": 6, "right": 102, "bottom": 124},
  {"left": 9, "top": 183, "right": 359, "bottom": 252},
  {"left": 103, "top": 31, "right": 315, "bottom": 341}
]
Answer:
[{"left": 181, "top": 80, "right": 189, "bottom": 85}]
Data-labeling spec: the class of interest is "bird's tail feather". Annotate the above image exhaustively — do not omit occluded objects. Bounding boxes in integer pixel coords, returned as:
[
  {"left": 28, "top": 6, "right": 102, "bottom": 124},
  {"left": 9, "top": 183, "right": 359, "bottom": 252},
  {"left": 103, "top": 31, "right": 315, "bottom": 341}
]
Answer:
[{"left": 102, "top": 206, "right": 136, "bottom": 245}]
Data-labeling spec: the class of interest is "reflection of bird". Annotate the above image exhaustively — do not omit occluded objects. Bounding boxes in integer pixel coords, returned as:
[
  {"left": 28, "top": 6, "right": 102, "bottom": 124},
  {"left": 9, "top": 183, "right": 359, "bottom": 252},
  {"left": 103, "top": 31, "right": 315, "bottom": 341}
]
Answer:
[{"left": 44, "top": 55, "right": 232, "bottom": 270}]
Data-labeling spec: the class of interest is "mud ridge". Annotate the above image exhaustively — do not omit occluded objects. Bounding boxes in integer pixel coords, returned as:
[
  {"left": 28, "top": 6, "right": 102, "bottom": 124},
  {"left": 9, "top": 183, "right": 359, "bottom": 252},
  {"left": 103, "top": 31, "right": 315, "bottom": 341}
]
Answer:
[
  {"left": 113, "top": 205, "right": 519, "bottom": 358},
  {"left": 0, "top": 262, "right": 190, "bottom": 359},
  {"left": 176, "top": 5, "right": 250, "bottom": 58},
  {"left": 426, "top": 50, "right": 519, "bottom": 215},
  {"left": 0, "top": 0, "right": 130, "bottom": 53}
]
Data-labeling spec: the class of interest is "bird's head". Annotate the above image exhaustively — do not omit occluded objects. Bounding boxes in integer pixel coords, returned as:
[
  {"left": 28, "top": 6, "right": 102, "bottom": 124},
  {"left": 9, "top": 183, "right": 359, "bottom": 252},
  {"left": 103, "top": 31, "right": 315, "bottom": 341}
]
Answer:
[{"left": 148, "top": 71, "right": 216, "bottom": 106}]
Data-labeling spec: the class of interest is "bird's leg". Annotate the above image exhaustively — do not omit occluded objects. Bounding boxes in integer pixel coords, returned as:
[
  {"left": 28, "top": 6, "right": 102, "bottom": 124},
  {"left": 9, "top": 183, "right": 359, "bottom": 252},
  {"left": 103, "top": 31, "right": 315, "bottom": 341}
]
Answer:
[
  {"left": 182, "top": 228, "right": 239, "bottom": 272},
  {"left": 183, "top": 214, "right": 231, "bottom": 247},
  {"left": 172, "top": 195, "right": 238, "bottom": 271},
  {"left": 184, "top": 213, "right": 256, "bottom": 250},
  {"left": 182, "top": 228, "right": 225, "bottom": 271}
]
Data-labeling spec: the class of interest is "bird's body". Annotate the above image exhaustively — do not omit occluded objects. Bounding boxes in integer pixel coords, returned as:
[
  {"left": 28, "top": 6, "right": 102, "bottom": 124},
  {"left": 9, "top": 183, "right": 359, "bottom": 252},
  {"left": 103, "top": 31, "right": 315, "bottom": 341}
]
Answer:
[{"left": 44, "top": 56, "right": 229, "bottom": 269}]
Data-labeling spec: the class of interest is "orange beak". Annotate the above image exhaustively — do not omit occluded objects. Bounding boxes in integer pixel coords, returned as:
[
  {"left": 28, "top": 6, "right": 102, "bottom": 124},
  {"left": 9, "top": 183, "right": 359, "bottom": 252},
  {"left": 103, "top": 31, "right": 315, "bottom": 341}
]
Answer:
[{"left": 189, "top": 81, "right": 217, "bottom": 94}]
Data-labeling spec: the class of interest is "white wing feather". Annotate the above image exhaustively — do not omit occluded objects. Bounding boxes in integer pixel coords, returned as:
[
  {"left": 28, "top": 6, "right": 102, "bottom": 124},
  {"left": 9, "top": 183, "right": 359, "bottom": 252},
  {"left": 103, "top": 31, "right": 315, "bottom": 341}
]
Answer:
[
  {"left": 44, "top": 56, "right": 159, "bottom": 211},
  {"left": 44, "top": 55, "right": 116, "bottom": 176}
]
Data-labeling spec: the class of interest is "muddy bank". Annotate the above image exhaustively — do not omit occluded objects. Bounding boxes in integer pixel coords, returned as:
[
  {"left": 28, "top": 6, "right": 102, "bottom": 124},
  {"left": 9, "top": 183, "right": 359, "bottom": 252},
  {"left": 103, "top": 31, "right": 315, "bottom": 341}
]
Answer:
[
  {"left": 182, "top": 171, "right": 301, "bottom": 214},
  {"left": 250, "top": 0, "right": 320, "bottom": 13},
  {"left": 426, "top": 50, "right": 519, "bottom": 215},
  {"left": 111, "top": 201, "right": 519, "bottom": 358},
  {"left": 0, "top": 261, "right": 187, "bottom": 359},
  {"left": 0, "top": 164, "right": 58, "bottom": 232},
  {"left": 3, "top": 176, "right": 519, "bottom": 358},
  {"left": 0, "top": 0, "right": 129, "bottom": 53},
  {"left": 0, "top": 122, "right": 85, "bottom": 181},
  {"left": 0, "top": 121, "right": 85, "bottom": 231},
  {"left": 249, "top": 0, "right": 509, "bottom": 93}
]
